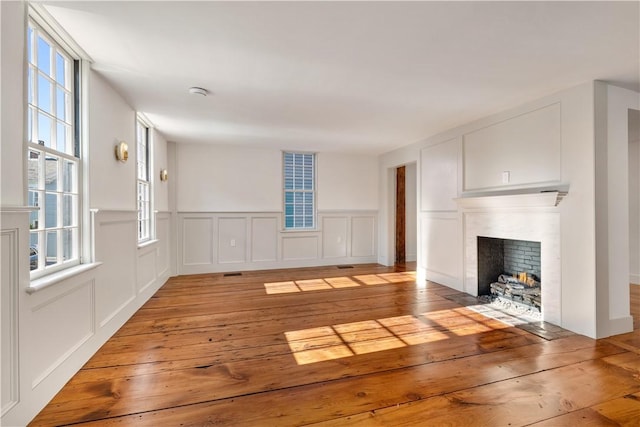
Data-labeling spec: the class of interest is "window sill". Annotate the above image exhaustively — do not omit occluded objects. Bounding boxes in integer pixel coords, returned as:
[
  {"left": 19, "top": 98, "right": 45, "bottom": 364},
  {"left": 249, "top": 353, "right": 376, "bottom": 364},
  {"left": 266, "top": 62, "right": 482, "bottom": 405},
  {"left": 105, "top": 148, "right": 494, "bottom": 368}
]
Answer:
[
  {"left": 281, "top": 228, "right": 319, "bottom": 233},
  {"left": 138, "top": 239, "right": 159, "bottom": 249},
  {"left": 26, "top": 262, "right": 103, "bottom": 294}
]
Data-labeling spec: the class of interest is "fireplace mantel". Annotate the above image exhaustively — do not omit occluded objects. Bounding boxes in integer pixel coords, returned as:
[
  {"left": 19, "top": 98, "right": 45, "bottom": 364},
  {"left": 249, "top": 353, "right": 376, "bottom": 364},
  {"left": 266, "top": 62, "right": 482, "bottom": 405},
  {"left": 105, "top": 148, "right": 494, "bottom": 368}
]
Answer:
[{"left": 455, "top": 190, "right": 567, "bottom": 210}]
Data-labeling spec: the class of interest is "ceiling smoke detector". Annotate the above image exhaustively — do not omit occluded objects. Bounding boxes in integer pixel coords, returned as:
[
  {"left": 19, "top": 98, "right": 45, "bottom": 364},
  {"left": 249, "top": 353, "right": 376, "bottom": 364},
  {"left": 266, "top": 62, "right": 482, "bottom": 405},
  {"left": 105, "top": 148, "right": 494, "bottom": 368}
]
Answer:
[{"left": 188, "top": 87, "right": 208, "bottom": 96}]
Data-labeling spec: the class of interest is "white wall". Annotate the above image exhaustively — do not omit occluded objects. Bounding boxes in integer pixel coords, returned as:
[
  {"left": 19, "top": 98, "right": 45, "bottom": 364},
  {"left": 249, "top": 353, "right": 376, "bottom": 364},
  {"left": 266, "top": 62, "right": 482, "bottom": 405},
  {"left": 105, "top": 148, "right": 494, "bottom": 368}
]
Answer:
[
  {"left": 594, "top": 82, "right": 639, "bottom": 337},
  {"left": 631, "top": 135, "right": 640, "bottom": 284},
  {"left": 173, "top": 144, "right": 380, "bottom": 274},
  {"left": 176, "top": 144, "right": 282, "bottom": 212},
  {"left": 89, "top": 73, "right": 136, "bottom": 210},
  {"left": 0, "top": 1, "right": 24, "bottom": 206},
  {"left": 0, "top": 7, "right": 172, "bottom": 423},
  {"left": 378, "top": 81, "right": 630, "bottom": 338},
  {"left": 154, "top": 129, "right": 170, "bottom": 212},
  {"left": 317, "top": 152, "right": 378, "bottom": 211}
]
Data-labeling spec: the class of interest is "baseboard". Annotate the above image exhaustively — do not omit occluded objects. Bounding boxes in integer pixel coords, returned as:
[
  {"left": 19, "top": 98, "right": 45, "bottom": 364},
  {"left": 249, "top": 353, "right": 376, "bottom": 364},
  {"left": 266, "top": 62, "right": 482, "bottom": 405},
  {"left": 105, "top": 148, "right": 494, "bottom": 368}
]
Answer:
[{"left": 631, "top": 273, "right": 640, "bottom": 285}]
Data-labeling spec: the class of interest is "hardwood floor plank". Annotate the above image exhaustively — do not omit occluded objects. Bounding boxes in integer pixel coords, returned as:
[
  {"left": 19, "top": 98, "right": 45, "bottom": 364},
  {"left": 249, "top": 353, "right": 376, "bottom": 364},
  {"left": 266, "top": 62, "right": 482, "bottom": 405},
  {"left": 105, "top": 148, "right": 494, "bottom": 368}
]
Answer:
[{"left": 27, "top": 265, "right": 640, "bottom": 426}]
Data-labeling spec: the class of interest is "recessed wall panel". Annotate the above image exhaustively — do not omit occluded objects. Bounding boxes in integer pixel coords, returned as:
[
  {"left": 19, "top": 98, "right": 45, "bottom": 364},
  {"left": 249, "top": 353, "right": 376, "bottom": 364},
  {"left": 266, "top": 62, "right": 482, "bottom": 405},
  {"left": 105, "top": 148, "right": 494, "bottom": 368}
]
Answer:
[
  {"left": 30, "top": 281, "right": 94, "bottom": 387},
  {"left": 251, "top": 217, "right": 278, "bottom": 262},
  {"left": 156, "top": 216, "right": 170, "bottom": 277},
  {"left": 218, "top": 217, "right": 247, "bottom": 264},
  {"left": 137, "top": 248, "right": 156, "bottom": 293},
  {"left": 351, "top": 216, "right": 375, "bottom": 257},
  {"left": 422, "top": 215, "right": 460, "bottom": 281},
  {"left": 182, "top": 217, "right": 213, "bottom": 265},
  {"left": 463, "top": 103, "right": 561, "bottom": 191},
  {"left": 95, "top": 217, "right": 137, "bottom": 327},
  {"left": 421, "top": 139, "right": 459, "bottom": 211},
  {"left": 282, "top": 236, "right": 318, "bottom": 260},
  {"left": 1, "top": 230, "right": 18, "bottom": 414},
  {"left": 322, "top": 217, "right": 348, "bottom": 258}
]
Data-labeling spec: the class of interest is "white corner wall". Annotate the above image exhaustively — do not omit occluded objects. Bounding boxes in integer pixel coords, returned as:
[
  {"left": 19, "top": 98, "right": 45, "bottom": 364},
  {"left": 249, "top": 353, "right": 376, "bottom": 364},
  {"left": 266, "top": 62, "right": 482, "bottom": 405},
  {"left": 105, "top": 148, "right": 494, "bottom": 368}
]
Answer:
[
  {"left": 378, "top": 81, "right": 623, "bottom": 338},
  {"left": 594, "top": 82, "right": 639, "bottom": 337},
  {"left": 0, "top": 1, "right": 24, "bottom": 206},
  {"left": 173, "top": 144, "right": 380, "bottom": 274},
  {"left": 631, "top": 135, "right": 640, "bottom": 285},
  {"left": 1, "top": 7, "right": 173, "bottom": 423}
]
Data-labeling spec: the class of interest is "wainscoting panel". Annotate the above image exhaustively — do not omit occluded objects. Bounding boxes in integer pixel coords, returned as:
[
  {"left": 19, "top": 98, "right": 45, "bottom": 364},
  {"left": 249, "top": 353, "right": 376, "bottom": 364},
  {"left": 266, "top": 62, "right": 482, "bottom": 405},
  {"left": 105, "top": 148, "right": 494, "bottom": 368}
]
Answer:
[
  {"left": 29, "top": 280, "right": 94, "bottom": 388},
  {"left": 182, "top": 217, "right": 214, "bottom": 266},
  {"left": 178, "top": 211, "right": 377, "bottom": 274},
  {"left": 218, "top": 217, "right": 247, "bottom": 264},
  {"left": 1, "top": 228, "right": 19, "bottom": 415},
  {"left": 421, "top": 213, "right": 462, "bottom": 289},
  {"left": 322, "top": 216, "right": 348, "bottom": 259},
  {"left": 282, "top": 235, "right": 319, "bottom": 261},
  {"left": 137, "top": 246, "right": 157, "bottom": 294},
  {"left": 351, "top": 216, "right": 376, "bottom": 257},
  {"left": 251, "top": 217, "right": 278, "bottom": 262},
  {"left": 156, "top": 214, "right": 171, "bottom": 278},
  {"left": 94, "top": 212, "right": 137, "bottom": 328}
]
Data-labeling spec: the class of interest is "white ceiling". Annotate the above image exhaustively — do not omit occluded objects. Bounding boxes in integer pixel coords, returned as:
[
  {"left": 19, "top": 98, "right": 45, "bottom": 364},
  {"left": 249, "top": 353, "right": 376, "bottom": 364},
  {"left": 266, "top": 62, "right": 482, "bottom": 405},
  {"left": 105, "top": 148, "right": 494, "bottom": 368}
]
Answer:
[{"left": 42, "top": 1, "right": 639, "bottom": 155}]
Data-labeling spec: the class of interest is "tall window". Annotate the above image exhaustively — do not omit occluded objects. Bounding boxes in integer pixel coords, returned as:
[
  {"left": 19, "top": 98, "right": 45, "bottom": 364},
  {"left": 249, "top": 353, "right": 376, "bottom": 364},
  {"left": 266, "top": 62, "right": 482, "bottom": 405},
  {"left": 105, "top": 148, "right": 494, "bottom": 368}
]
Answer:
[
  {"left": 136, "top": 119, "right": 151, "bottom": 242},
  {"left": 283, "top": 152, "right": 315, "bottom": 229},
  {"left": 27, "top": 20, "right": 80, "bottom": 274}
]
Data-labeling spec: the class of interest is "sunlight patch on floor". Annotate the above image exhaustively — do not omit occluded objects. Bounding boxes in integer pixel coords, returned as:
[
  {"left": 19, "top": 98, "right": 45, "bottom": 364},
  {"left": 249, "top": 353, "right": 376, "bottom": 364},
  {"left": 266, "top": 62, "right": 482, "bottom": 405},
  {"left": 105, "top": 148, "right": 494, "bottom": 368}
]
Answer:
[
  {"left": 264, "top": 271, "right": 416, "bottom": 294},
  {"left": 286, "top": 313, "right": 451, "bottom": 365}
]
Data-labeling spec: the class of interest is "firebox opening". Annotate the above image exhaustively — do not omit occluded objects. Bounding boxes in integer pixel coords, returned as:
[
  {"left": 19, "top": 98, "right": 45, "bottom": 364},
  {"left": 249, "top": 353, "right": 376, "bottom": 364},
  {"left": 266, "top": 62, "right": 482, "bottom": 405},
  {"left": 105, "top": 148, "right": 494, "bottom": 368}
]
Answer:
[{"left": 477, "top": 237, "right": 541, "bottom": 312}]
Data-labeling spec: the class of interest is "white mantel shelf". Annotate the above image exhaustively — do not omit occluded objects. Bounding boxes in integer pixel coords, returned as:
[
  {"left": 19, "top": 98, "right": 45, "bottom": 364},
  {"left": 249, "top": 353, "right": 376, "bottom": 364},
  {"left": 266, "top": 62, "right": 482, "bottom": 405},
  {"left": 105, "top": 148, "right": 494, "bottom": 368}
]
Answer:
[{"left": 454, "top": 191, "right": 567, "bottom": 209}]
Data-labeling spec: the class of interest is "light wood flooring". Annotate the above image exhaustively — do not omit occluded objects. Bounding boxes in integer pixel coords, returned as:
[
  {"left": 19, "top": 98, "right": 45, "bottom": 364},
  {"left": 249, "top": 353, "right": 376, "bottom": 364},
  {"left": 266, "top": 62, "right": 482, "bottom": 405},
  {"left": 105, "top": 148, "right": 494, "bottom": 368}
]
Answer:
[{"left": 30, "top": 264, "right": 640, "bottom": 426}]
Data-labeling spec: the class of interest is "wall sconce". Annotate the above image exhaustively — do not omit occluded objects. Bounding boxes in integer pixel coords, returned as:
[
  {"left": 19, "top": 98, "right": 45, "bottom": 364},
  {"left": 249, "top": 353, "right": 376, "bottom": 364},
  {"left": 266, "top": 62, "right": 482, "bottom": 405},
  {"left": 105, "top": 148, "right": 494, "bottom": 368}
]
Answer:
[
  {"left": 160, "top": 169, "right": 169, "bottom": 182},
  {"left": 115, "top": 141, "right": 128, "bottom": 162}
]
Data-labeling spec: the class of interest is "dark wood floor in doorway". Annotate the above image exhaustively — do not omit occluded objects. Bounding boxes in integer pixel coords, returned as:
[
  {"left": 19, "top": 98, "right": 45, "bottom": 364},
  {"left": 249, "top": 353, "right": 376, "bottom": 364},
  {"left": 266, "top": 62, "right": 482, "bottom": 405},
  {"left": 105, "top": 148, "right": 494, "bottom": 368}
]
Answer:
[{"left": 31, "top": 264, "right": 640, "bottom": 426}]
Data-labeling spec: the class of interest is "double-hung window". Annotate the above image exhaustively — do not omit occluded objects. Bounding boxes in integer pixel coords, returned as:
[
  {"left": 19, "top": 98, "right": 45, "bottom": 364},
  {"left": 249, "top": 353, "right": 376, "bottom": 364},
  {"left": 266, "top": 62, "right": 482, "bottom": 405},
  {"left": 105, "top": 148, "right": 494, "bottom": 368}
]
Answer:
[
  {"left": 27, "top": 19, "right": 80, "bottom": 275},
  {"left": 283, "top": 152, "right": 315, "bottom": 229},
  {"left": 136, "top": 119, "right": 152, "bottom": 242}
]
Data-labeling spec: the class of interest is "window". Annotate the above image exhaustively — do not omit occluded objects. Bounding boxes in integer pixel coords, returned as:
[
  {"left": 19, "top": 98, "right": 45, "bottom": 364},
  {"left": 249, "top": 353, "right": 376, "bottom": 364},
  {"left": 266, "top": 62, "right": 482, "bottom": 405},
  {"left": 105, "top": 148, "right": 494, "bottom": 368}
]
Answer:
[
  {"left": 283, "top": 152, "right": 315, "bottom": 229},
  {"left": 27, "top": 20, "right": 80, "bottom": 275},
  {"left": 136, "top": 119, "right": 152, "bottom": 242}
]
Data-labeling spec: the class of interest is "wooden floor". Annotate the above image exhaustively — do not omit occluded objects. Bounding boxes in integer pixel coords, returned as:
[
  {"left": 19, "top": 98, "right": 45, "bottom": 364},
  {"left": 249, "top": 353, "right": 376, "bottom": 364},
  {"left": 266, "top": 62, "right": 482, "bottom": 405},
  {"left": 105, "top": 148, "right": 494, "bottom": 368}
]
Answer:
[{"left": 31, "top": 264, "right": 640, "bottom": 426}]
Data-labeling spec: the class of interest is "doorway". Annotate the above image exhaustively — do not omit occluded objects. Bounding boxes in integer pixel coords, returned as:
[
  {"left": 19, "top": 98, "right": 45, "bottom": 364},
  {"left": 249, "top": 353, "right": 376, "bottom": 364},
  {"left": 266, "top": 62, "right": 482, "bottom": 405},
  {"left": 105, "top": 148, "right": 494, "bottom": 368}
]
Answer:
[{"left": 394, "top": 163, "right": 417, "bottom": 265}]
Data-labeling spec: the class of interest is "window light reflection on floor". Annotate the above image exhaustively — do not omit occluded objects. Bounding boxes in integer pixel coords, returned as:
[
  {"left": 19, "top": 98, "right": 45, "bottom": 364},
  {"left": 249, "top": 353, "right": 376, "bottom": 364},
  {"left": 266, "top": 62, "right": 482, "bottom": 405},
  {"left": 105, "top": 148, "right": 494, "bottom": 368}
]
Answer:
[
  {"left": 263, "top": 271, "right": 416, "bottom": 294},
  {"left": 285, "top": 307, "right": 515, "bottom": 365}
]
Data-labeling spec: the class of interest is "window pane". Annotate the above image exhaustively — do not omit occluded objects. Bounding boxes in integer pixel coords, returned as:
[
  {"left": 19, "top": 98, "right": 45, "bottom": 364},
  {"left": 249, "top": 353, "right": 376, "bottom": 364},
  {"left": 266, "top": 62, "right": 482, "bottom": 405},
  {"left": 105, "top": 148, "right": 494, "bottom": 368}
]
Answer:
[
  {"left": 57, "top": 122, "right": 66, "bottom": 153},
  {"left": 28, "top": 150, "right": 41, "bottom": 189},
  {"left": 45, "top": 230, "right": 57, "bottom": 265},
  {"left": 37, "top": 35, "right": 51, "bottom": 76},
  {"left": 28, "top": 67, "right": 33, "bottom": 104},
  {"left": 38, "top": 73, "right": 53, "bottom": 114},
  {"left": 30, "top": 232, "right": 40, "bottom": 271},
  {"left": 37, "top": 113, "right": 53, "bottom": 147},
  {"left": 63, "top": 160, "right": 75, "bottom": 192},
  {"left": 28, "top": 192, "right": 40, "bottom": 230},
  {"left": 56, "top": 53, "right": 67, "bottom": 87},
  {"left": 28, "top": 107, "right": 34, "bottom": 143},
  {"left": 63, "top": 194, "right": 75, "bottom": 227},
  {"left": 62, "top": 228, "right": 75, "bottom": 261},
  {"left": 56, "top": 87, "right": 66, "bottom": 121},
  {"left": 44, "top": 156, "right": 58, "bottom": 190},
  {"left": 45, "top": 193, "right": 58, "bottom": 228},
  {"left": 28, "top": 26, "right": 33, "bottom": 64}
]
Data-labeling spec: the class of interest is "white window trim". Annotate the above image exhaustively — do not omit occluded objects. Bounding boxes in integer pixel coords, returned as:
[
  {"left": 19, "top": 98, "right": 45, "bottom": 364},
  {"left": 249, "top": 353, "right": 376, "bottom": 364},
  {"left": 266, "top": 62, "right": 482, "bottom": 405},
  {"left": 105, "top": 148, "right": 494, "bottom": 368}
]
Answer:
[
  {"left": 282, "top": 151, "right": 317, "bottom": 231},
  {"left": 27, "top": 6, "right": 92, "bottom": 282},
  {"left": 136, "top": 114, "right": 154, "bottom": 244}
]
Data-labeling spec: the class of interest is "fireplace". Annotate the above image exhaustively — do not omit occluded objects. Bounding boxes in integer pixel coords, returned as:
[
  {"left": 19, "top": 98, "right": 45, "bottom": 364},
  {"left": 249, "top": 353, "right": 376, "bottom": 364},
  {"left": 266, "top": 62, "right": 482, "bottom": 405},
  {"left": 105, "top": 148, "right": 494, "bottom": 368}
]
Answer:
[
  {"left": 459, "top": 194, "right": 563, "bottom": 325},
  {"left": 477, "top": 237, "right": 541, "bottom": 312}
]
